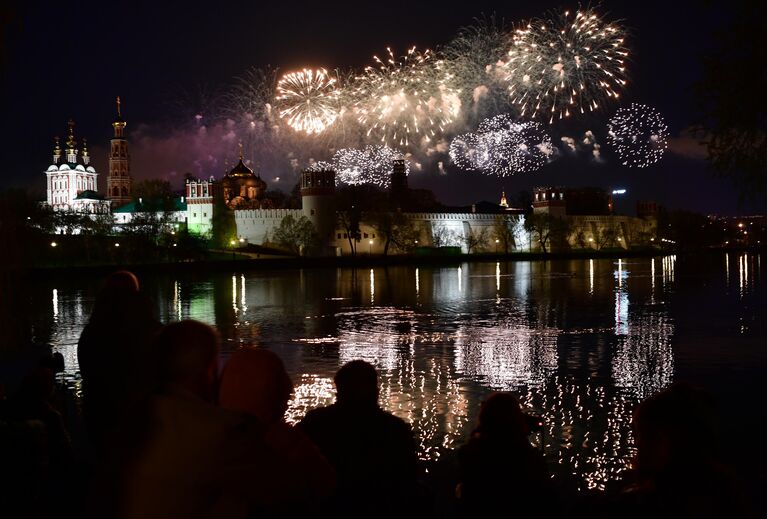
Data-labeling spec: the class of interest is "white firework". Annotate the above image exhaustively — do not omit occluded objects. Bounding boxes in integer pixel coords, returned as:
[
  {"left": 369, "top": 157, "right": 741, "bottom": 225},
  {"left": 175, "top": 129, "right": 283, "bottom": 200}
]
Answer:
[
  {"left": 451, "top": 114, "right": 553, "bottom": 176},
  {"left": 351, "top": 47, "right": 462, "bottom": 148},
  {"left": 500, "top": 8, "right": 629, "bottom": 123},
  {"left": 607, "top": 103, "right": 669, "bottom": 168},
  {"left": 332, "top": 145, "right": 409, "bottom": 187},
  {"left": 276, "top": 68, "right": 340, "bottom": 135}
]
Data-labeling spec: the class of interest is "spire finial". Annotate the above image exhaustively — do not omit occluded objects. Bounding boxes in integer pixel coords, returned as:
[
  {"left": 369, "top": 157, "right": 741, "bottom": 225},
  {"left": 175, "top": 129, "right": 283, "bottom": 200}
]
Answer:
[
  {"left": 66, "top": 119, "right": 76, "bottom": 149},
  {"left": 117, "top": 96, "right": 122, "bottom": 117},
  {"left": 238, "top": 140, "right": 244, "bottom": 160}
]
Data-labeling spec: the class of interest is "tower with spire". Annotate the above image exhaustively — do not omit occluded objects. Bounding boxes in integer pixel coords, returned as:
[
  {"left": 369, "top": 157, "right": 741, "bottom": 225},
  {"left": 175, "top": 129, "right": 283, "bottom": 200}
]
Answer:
[{"left": 107, "top": 96, "right": 132, "bottom": 208}]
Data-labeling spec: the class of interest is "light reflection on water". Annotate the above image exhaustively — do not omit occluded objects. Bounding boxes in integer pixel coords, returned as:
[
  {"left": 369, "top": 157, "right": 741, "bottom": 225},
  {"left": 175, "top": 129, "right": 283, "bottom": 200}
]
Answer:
[{"left": 31, "top": 254, "right": 764, "bottom": 490}]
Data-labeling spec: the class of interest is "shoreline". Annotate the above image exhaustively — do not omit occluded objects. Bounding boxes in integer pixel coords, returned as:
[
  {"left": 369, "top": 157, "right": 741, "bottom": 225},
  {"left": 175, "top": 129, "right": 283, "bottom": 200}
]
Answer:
[{"left": 18, "top": 247, "right": 760, "bottom": 278}]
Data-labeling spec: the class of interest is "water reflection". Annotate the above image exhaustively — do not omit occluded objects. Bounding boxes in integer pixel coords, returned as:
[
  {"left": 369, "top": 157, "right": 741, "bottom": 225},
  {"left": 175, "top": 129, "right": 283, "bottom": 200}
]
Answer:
[{"left": 30, "top": 255, "right": 764, "bottom": 490}]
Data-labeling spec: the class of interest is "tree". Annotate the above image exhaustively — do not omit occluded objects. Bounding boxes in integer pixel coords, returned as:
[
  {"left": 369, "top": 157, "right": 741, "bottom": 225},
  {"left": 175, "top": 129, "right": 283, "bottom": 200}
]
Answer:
[
  {"left": 431, "top": 224, "right": 460, "bottom": 248},
  {"left": 370, "top": 211, "right": 418, "bottom": 255},
  {"left": 595, "top": 222, "right": 619, "bottom": 251},
  {"left": 463, "top": 227, "right": 488, "bottom": 254},
  {"left": 337, "top": 210, "right": 361, "bottom": 256},
  {"left": 524, "top": 213, "right": 570, "bottom": 253},
  {"left": 335, "top": 185, "right": 384, "bottom": 257},
  {"left": 272, "top": 214, "right": 319, "bottom": 255},
  {"left": 571, "top": 227, "right": 588, "bottom": 249},
  {"left": 695, "top": 1, "right": 767, "bottom": 202},
  {"left": 492, "top": 215, "right": 516, "bottom": 254},
  {"left": 80, "top": 213, "right": 115, "bottom": 236}
]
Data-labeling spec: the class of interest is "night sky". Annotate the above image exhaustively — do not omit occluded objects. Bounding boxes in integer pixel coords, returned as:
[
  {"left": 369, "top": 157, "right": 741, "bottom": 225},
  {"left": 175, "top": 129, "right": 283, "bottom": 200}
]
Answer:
[{"left": 1, "top": 0, "right": 759, "bottom": 215}]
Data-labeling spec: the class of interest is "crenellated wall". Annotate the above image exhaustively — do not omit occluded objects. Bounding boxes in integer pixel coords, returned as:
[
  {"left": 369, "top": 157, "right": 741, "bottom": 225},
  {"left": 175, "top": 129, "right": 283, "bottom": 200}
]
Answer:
[{"left": 235, "top": 208, "right": 303, "bottom": 243}]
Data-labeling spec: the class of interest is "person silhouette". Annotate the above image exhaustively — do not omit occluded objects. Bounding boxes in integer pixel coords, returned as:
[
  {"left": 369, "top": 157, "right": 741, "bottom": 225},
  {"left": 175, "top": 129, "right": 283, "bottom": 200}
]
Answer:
[
  {"left": 118, "top": 321, "right": 289, "bottom": 519},
  {"left": 298, "top": 360, "right": 421, "bottom": 515},
  {"left": 77, "top": 271, "right": 160, "bottom": 447},
  {"left": 456, "top": 392, "right": 552, "bottom": 517},
  {"left": 616, "top": 382, "right": 750, "bottom": 518},
  {"left": 219, "top": 347, "right": 336, "bottom": 515}
]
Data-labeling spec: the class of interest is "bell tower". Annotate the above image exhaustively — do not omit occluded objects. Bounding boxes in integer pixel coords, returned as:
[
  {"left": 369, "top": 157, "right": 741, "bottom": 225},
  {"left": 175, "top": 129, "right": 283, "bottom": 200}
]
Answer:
[{"left": 107, "top": 96, "right": 132, "bottom": 208}]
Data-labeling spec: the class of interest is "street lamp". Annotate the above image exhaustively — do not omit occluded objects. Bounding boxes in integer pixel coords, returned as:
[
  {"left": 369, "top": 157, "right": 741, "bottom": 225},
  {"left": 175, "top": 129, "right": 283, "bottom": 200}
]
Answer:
[
  {"left": 495, "top": 238, "right": 499, "bottom": 253},
  {"left": 50, "top": 241, "right": 57, "bottom": 248},
  {"left": 368, "top": 239, "right": 373, "bottom": 255}
]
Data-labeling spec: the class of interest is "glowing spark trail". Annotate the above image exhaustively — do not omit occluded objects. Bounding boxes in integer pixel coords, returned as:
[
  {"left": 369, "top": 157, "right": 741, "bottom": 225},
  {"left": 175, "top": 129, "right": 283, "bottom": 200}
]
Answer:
[
  {"left": 276, "top": 68, "right": 340, "bottom": 135},
  {"left": 332, "top": 145, "right": 409, "bottom": 187},
  {"left": 352, "top": 47, "right": 461, "bottom": 148},
  {"left": 500, "top": 8, "right": 629, "bottom": 124},
  {"left": 450, "top": 114, "right": 553, "bottom": 176},
  {"left": 607, "top": 103, "right": 669, "bottom": 168}
]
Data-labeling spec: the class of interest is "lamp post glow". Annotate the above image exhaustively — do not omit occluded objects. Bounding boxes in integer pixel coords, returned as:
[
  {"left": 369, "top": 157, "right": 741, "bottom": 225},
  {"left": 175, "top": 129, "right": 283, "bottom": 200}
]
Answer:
[
  {"left": 495, "top": 238, "right": 499, "bottom": 253},
  {"left": 50, "top": 241, "right": 57, "bottom": 248},
  {"left": 368, "top": 239, "right": 373, "bottom": 255}
]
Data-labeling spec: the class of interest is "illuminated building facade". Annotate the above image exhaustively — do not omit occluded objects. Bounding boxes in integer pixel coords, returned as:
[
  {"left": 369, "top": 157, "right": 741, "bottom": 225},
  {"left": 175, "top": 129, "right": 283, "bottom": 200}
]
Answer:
[
  {"left": 221, "top": 144, "right": 268, "bottom": 209},
  {"left": 45, "top": 119, "right": 110, "bottom": 214},
  {"left": 185, "top": 176, "right": 216, "bottom": 237}
]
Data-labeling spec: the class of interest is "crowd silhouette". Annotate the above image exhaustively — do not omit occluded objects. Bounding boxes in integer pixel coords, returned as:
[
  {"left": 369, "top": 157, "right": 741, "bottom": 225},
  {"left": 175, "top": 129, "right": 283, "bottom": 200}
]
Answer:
[{"left": 0, "top": 271, "right": 754, "bottom": 518}]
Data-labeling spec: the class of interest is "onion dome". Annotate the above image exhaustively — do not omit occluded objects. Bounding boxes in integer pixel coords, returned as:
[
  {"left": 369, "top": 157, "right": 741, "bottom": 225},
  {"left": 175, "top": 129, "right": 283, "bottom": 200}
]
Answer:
[{"left": 227, "top": 158, "right": 255, "bottom": 178}]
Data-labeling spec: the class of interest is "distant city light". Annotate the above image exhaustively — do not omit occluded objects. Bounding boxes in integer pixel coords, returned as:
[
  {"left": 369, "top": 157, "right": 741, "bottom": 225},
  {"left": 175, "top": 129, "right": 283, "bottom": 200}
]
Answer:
[
  {"left": 50, "top": 241, "right": 57, "bottom": 247},
  {"left": 114, "top": 243, "right": 120, "bottom": 247},
  {"left": 611, "top": 189, "right": 627, "bottom": 195}
]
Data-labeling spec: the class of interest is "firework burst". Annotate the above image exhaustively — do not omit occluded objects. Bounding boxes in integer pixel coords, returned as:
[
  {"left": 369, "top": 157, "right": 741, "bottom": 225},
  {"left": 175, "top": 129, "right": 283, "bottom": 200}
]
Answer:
[
  {"left": 451, "top": 115, "right": 553, "bottom": 176},
  {"left": 607, "top": 103, "right": 668, "bottom": 168},
  {"left": 332, "top": 145, "right": 409, "bottom": 187},
  {"left": 441, "top": 16, "right": 513, "bottom": 121},
  {"left": 449, "top": 132, "right": 485, "bottom": 170},
  {"left": 351, "top": 47, "right": 461, "bottom": 148},
  {"left": 500, "top": 8, "right": 629, "bottom": 124},
  {"left": 276, "top": 68, "right": 341, "bottom": 135}
]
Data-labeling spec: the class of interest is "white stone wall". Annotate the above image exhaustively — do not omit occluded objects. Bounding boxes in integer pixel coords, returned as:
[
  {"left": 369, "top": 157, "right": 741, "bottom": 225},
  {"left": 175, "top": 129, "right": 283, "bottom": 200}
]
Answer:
[
  {"left": 332, "top": 213, "right": 521, "bottom": 255},
  {"left": 187, "top": 202, "right": 214, "bottom": 237},
  {"left": 235, "top": 209, "right": 303, "bottom": 243}
]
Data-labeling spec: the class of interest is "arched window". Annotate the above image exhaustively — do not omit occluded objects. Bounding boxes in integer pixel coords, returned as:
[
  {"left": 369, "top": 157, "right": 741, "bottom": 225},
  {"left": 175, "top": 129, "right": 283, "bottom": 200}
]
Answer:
[
  {"left": 122, "top": 186, "right": 128, "bottom": 196},
  {"left": 113, "top": 187, "right": 120, "bottom": 197}
]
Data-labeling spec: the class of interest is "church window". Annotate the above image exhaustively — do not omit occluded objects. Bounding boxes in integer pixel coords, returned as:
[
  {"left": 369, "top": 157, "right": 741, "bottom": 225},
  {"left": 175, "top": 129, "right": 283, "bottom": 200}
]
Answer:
[
  {"left": 343, "top": 233, "right": 348, "bottom": 239},
  {"left": 193, "top": 213, "right": 197, "bottom": 218},
  {"left": 310, "top": 209, "right": 315, "bottom": 216},
  {"left": 203, "top": 213, "right": 207, "bottom": 217},
  {"left": 337, "top": 233, "right": 341, "bottom": 239},
  {"left": 363, "top": 233, "right": 368, "bottom": 238}
]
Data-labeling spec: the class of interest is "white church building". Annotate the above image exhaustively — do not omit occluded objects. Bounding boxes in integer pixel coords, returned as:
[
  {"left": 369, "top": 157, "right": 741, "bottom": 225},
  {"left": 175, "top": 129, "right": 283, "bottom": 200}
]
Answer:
[{"left": 44, "top": 119, "right": 110, "bottom": 214}]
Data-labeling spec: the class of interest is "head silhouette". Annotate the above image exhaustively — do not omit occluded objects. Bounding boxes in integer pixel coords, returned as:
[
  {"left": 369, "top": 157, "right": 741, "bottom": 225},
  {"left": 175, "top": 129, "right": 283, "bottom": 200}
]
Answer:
[
  {"left": 476, "top": 392, "right": 528, "bottom": 441},
  {"left": 219, "top": 348, "right": 293, "bottom": 425},
  {"left": 104, "top": 270, "right": 140, "bottom": 293},
  {"left": 633, "top": 382, "right": 718, "bottom": 475},
  {"left": 155, "top": 321, "right": 220, "bottom": 401},
  {"left": 334, "top": 360, "right": 378, "bottom": 408}
]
